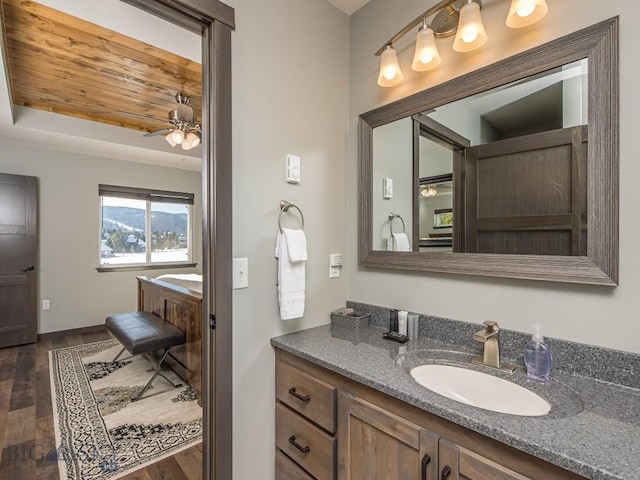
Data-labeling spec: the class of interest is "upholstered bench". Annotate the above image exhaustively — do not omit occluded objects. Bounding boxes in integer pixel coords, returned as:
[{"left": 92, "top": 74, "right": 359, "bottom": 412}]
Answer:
[{"left": 105, "top": 311, "right": 186, "bottom": 401}]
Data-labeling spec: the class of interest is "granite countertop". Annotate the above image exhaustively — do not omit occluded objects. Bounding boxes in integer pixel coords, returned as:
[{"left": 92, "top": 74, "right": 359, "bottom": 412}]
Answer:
[{"left": 271, "top": 324, "right": 640, "bottom": 480}]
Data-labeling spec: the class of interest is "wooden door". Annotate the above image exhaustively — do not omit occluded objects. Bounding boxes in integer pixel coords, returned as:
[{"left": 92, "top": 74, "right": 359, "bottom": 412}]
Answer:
[
  {"left": 338, "top": 391, "right": 438, "bottom": 480},
  {"left": 464, "top": 126, "right": 587, "bottom": 255},
  {"left": 439, "top": 440, "right": 532, "bottom": 480},
  {"left": 0, "top": 173, "right": 37, "bottom": 348}
]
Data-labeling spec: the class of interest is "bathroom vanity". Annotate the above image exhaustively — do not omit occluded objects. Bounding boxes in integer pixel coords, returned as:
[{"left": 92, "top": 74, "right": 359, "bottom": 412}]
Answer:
[{"left": 271, "top": 324, "right": 640, "bottom": 480}]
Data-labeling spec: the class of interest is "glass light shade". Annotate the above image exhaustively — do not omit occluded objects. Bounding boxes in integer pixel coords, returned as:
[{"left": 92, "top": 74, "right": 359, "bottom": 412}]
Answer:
[
  {"left": 185, "top": 132, "right": 200, "bottom": 149},
  {"left": 165, "top": 132, "right": 178, "bottom": 147},
  {"left": 506, "top": 0, "right": 548, "bottom": 28},
  {"left": 453, "top": 1, "right": 488, "bottom": 52},
  {"left": 377, "top": 45, "right": 404, "bottom": 87},
  {"left": 411, "top": 26, "right": 442, "bottom": 72},
  {"left": 170, "top": 129, "right": 185, "bottom": 144}
]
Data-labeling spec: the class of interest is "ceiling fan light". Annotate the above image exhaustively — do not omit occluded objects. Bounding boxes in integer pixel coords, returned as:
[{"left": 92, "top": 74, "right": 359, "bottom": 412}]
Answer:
[
  {"left": 185, "top": 132, "right": 200, "bottom": 149},
  {"left": 165, "top": 131, "right": 178, "bottom": 147},
  {"left": 453, "top": 1, "right": 488, "bottom": 53},
  {"left": 171, "top": 129, "right": 185, "bottom": 144},
  {"left": 506, "top": 0, "right": 548, "bottom": 28}
]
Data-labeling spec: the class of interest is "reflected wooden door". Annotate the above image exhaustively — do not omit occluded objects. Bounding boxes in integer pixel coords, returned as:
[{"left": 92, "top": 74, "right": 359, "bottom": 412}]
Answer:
[
  {"left": 0, "top": 173, "right": 37, "bottom": 348},
  {"left": 464, "top": 126, "right": 587, "bottom": 255}
]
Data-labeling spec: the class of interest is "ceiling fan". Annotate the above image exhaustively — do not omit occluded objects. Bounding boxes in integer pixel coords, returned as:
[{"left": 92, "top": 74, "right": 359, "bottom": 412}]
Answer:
[{"left": 143, "top": 94, "right": 201, "bottom": 150}]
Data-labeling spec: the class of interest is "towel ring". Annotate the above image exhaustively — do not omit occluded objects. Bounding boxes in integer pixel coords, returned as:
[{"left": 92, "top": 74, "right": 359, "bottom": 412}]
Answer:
[
  {"left": 388, "top": 213, "right": 405, "bottom": 235},
  {"left": 279, "top": 200, "right": 304, "bottom": 233}
]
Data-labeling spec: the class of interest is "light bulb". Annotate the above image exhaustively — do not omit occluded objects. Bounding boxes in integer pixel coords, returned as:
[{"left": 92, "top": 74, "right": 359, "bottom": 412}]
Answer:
[
  {"left": 517, "top": 5, "right": 536, "bottom": 17},
  {"left": 453, "top": 2, "right": 488, "bottom": 53},
  {"left": 462, "top": 32, "right": 478, "bottom": 44},
  {"left": 383, "top": 67, "right": 396, "bottom": 81},
  {"left": 377, "top": 45, "right": 404, "bottom": 87}
]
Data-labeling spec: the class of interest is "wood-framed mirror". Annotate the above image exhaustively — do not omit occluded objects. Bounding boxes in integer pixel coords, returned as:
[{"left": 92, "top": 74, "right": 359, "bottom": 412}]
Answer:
[{"left": 358, "top": 17, "right": 618, "bottom": 286}]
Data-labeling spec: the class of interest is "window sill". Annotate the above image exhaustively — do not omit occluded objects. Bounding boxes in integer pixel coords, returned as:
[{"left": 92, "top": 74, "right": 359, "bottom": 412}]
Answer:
[{"left": 96, "top": 262, "right": 197, "bottom": 273}]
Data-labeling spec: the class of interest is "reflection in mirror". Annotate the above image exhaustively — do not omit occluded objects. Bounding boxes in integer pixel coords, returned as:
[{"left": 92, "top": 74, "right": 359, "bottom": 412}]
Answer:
[
  {"left": 373, "top": 59, "right": 589, "bottom": 256},
  {"left": 360, "top": 18, "right": 618, "bottom": 285}
]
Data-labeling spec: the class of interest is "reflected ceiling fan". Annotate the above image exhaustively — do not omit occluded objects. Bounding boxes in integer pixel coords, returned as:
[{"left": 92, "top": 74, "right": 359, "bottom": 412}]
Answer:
[{"left": 143, "top": 94, "right": 201, "bottom": 150}]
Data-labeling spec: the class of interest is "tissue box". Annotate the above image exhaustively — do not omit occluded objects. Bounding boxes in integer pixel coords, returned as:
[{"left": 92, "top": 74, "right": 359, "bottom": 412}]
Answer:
[{"left": 330, "top": 311, "right": 370, "bottom": 329}]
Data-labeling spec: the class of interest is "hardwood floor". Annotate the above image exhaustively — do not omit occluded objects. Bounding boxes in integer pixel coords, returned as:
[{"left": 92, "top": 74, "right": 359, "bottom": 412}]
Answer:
[{"left": 0, "top": 330, "right": 202, "bottom": 479}]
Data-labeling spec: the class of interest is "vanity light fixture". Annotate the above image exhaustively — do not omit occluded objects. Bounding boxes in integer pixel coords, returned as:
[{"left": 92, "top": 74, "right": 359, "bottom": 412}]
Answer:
[{"left": 376, "top": 0, "right": 549, "bottom": 87}]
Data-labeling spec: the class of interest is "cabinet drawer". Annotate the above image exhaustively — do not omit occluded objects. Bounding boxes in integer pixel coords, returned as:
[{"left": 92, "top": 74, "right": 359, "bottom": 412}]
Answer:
[
  {"left": 276, "top": 403, "right": 336, "bottom": 480},
  {"left": 276, "top": 360, "right": 337, "bottom": 433},
  {"left": 276, "top": 449, "right": 314, "bottom": 480}
]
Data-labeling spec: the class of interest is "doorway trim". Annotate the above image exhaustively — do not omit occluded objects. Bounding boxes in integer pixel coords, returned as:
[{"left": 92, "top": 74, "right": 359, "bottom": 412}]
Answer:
[{"left": 120, "top": 1, "right": 234, "bottom": 479}]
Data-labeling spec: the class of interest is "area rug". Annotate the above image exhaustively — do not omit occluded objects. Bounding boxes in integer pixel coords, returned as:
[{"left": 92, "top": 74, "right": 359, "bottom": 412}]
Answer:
[{"left": 49, "top": 339, "right": 202, "bottom": 480}]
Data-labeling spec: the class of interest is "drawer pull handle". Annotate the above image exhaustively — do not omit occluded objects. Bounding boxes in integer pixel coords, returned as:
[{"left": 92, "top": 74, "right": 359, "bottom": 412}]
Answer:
[
  {"left": 441, "top": 465, "right": 451, "bottom": 479},
  {"left": 421, "top": 454, "right": 431, "bottom": 480},
  {"left": 288, "top": 435, "right": 310, "bottom": 453},
  {"left": 288, "top": 387, "right": 310, "bottom": 402}
]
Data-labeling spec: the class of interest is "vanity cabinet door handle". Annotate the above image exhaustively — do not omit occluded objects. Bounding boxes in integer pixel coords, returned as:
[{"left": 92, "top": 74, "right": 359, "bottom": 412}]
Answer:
[
  {"left": 288, "top": 435, "right": 310, "bottom": 453},
  {"left": 441, "top": 465, "right": 451, "bottom": 479},
  {"left": 288, "top": 387, "right": 310, "bottom": 402},
  {"left": 421, "top": 454, "right": 431, "bottom": 480}
]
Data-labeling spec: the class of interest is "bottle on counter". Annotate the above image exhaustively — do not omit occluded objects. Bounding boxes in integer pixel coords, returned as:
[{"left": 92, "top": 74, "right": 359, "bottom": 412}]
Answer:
[
  {"left": 398, "top": 311, "right": 408, "bottom": 336},
  {"left": 524, "top": 323, "right": 552, "bottom": 382}
]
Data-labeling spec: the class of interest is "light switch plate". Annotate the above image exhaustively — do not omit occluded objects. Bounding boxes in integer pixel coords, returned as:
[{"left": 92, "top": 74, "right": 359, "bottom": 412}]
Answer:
[
  {"left": 383, "top": 177, "right": 393, "bottom": 199},
  {"left": 329, "top": 253, "right": 342, "bottom": 278},
  {"left": 286, "top": 154, "right": 301, "bottom": 184},
  {"left": 233, "top": 258, "right": 249, "bottom": 289}
]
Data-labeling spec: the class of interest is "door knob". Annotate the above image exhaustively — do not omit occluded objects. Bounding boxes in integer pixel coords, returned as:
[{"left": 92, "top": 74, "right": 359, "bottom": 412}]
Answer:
[{"left": 21, "top": 265, "right": 35, "bottom": 272}]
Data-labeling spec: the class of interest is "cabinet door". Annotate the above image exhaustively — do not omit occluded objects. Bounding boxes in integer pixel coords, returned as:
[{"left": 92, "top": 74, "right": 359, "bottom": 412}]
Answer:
[
  {"left": 439, "top": 439, "right": 532, "bottom": 480},
  {"left": 338, "top": 391, "right": 438, "bottom": 480}
]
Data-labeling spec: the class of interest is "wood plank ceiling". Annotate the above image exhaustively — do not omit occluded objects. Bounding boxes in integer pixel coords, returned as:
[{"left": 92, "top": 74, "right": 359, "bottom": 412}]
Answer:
[{"left": 1, "top": 0, "right": 202, "bottom": 136}]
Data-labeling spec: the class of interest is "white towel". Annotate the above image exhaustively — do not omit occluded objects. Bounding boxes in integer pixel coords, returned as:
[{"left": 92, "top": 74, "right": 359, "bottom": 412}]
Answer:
[
  {"left": 282, "top": 228, "right": 307, "bottom": 262},
  {"left": 275, "top": 230, "right": 306, "bottom": 320},
  {"left": 390, "top": 233, "right": 411, "bottom": 251}
]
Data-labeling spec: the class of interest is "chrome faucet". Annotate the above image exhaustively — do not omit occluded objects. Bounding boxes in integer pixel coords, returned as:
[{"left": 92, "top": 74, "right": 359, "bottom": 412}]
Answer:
[{"left": 471, "top": 321, "right": 516, "bottom": 372}]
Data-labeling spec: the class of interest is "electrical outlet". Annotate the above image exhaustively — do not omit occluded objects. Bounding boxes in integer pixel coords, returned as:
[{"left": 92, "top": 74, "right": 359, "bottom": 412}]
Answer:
[{"left": 42, "top": 299, "right": 50, "bottom": 310}]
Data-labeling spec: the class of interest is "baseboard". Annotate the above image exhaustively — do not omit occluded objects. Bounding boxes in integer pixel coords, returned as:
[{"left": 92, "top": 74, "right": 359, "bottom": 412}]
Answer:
[{"left": 38, "top": 324, "right": 108, "bottom": 340}]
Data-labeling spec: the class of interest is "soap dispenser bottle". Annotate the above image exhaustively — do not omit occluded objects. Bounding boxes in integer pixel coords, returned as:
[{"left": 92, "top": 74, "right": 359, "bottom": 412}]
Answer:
[{"left": 524, "top": 324, "right": 552, "bottom": 382}]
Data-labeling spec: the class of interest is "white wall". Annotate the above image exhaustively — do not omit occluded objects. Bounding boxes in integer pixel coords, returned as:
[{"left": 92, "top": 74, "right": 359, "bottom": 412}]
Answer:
[
  {"left": 0, "top": 139, "right": 202, "bottom": 333},
  {"left": 348, "top": 0, "right": 640, "bottom": 354},
  {"left": 226, "top": 0, "right": 349, "bottom": 478},
  {"left": 373, "top": 117, "right": 413, "bottom": 249}
]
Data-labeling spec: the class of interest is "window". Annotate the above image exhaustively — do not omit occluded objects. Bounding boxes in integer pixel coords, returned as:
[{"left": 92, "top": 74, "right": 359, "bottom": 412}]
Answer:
[{"left": 98, "top": 185, "right": 195, "bottom": 270}]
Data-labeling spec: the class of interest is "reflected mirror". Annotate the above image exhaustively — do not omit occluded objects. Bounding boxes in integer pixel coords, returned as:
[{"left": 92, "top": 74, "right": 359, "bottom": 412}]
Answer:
[
  {"left": 373, "top": 59, "right": 588, "bottom": 256},
  {"left": 359, "top": 18, "right": 618, "bottom": 285}
]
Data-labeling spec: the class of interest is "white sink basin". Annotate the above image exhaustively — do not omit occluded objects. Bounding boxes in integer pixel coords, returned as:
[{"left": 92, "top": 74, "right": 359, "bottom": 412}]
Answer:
[{"left": 410, "top": 364, "right": 550, "bottom": 416}]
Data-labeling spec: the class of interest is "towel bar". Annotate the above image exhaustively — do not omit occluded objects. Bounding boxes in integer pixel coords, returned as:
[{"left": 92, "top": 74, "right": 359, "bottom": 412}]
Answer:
[
  {"left": 388, "top": 212, "right": 406, "bottom": 235},
  {"left": 278, "top": 200, "right": 304, "bottom": 232}
]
